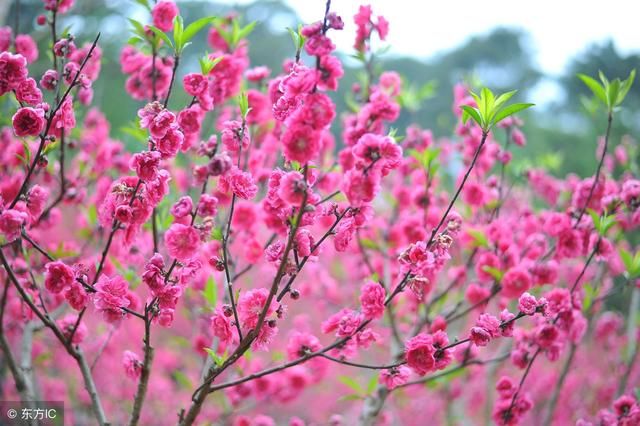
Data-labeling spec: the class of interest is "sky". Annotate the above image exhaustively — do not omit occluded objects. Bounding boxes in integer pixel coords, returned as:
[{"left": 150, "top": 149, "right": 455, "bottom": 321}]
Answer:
[{"left": 228, "top": 0, "right": 640, "bottom": 76}]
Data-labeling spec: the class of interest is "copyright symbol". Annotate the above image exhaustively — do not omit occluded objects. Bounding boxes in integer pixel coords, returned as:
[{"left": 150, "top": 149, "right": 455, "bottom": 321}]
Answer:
[{"left": 7, "top": 408, "right": 17, "bottom": 419}]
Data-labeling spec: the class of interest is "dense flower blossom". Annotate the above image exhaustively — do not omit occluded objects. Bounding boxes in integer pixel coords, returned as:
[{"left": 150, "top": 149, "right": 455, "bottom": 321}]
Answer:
[
  {"left": 211, "top": 307, "right": 234, "bottom": 344},
  {"left": 0, "top": 209, "right": 28, "bottom": 242},
  {"left": 12, "top": 107, "right": 45, "bottom": 137},
  {"left": 0, "top": 52, "right": 28, "bottom": 95},
  {"left": 59, "top": 314, "right": 87, "bottom": 344},
  {"left": 379, "top": 365, "right": 411, "bottom": 390},
  {"left": 130, "top": 150, "right": 162, "bottom": 181},
  {"left": 122, "top": 350, "right": 142, "bottom": 379},
  {"left": 15, "top": 35, "right": 39, "bottom": 63},
  {"left": 15, "top": 78, "right": 43, "bottom": 105},
  {"left": 359, "top": 281, "right": 385, "bottom": 320},
  {"left": 44, "top": 261, "right": 75, "bottom": 294},
  {"left": 404, "top": 333, "right": 437, "bottom": 376},
  {"left": 93, "top": 275, "right": 130, "bottom": 323},
  {"left": 164, "top": 223, "right": 201, "bottom": 261},
  {"left": 151, "top": 1, "right": 179, "bottom": 32},
  {"left": 470, "top": 313, "right": 502, "bottom": 346},
  {"left": 518, "top": 292, "right": 538, "bottom": 315},
  {"left": 225, "top": 167, "right": 258, "bottom": 200},
  {"left": 501, "top": 266, "right": 532, "bottom": 299}
]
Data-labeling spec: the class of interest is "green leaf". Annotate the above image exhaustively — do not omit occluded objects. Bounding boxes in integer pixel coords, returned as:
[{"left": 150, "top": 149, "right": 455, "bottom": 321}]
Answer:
[
  {"left": 20, "top": 139, "right": 32, "bottom": 165},
  {"left": 148, "top": 25, "right": 174, "bottom": 50},
  {"left": 607, "top": 79, "right": 621, "bottom": 109},
  {"left": 467, "top": 228, "right": 489, "bottom": 248},
  {"left": 338, "top": 375, "right": 364, "bottom": 395},
  {"left": 492, "top": 103, "right": 534, "bottom": 125},
  {"left": 182, "top": 16, "right": 216, "bottom": 46},
  {"left": 87, "top": 205, "right": 98, "bottom": 226},
  {"left": 616, "top": 69, "right": 636, "bottom": 106},
  {"left": 482, "top": 266, "right": 504, "bottom": 282},
  {"left": 236, "top": 21, "right": 257, "bottom": 43},
  {"left": 199, "top": 55, "right": 223, "bottom": 75},
  {"left": 238, "top": 92, "right": 251, "bottom": 119},
  {"left": 366, "top": 375, "right": 379, "bottom": 393},
  {"left": 578, "top": 74, "right": 607, "bottom": 105},
  {"left": 120, "top": 122, "right": 148, "bottom": 143},
  {"left": 127, "top": 36, "right": 145, "bottom": 46},
  {"left": 460, "top": 105, "right": 482, "bottom": 127},
  {"left": 587, "top": 209, "right": 601, "bottom": 232},
  {"left": 583, "top": 282, "right": 596, "bottom": 312},
  {"left": 128, "top": 18, "right": 146, "bottom": 37},
  {"left": 174, "top": 16, "right": 184, "bottom": 44},
  {"left": 42, "top": 141, "right": 59, "bottom": 156},
  {"left": 493, "top": 90, "right": 517, "bottom": 110},
  {"left": 620, "top": 248, "right": 634, "bottom": 274},
  {"left": 360, "top": 238, "right": 379, "bottom": 250},
  {"left": 211, "top": 227, "right": 223, "bottom": 241},
  {"left": 204, "top": 348, "right": 225, "bottom": 366},
  {"left": 173, "top": 371, "right": 193, "bottom": 389},
  {"left": 203, "top": 276, "right": 218, "bottom": 308},
  {"left": 339, "top": 394, "right": 363, "bottom": 402},
  {"left": 480, "top": 87, "right": 495, "bottom": 120}
]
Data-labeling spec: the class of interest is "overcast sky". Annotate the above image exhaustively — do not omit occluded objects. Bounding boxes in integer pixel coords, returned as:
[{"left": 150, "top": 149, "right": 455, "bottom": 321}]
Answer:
[{"left": 230, "top": 0, "right": 639, "bottom": 76}]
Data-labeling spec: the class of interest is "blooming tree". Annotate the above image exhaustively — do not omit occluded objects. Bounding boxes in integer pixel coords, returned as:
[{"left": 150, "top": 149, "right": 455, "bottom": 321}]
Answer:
[{"left": 0, "top": 1, "right": 639, "bottom": 425}]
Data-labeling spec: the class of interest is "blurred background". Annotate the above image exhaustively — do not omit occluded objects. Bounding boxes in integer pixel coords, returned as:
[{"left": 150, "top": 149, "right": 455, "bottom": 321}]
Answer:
[{"left": 3, "top": 0, "right": 639, "bottom": 176}]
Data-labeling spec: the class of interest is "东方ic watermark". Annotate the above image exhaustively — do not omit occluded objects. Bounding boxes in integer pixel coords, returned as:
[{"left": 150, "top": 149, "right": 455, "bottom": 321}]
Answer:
[{"left": 0, "top": 401, "right": 64, "bottom": 425}]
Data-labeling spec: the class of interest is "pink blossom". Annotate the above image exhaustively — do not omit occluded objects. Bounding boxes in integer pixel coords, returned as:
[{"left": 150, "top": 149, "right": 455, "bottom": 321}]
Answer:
[
  {"left": 155, "top": 126, "right": 184, "bottom": 158},
  {"left": 282, "top": 124, "right": 321, "bottom": 164},
  {"left": 142, "top": 253, "right": 165, "bottom": 293},
  {"left": 122, "top": 350, "right": 142, "bottom": 379},
  {"left": 0, "top": 27, "right": 10, "bottom": 52},
  {"left": 237, "top": 288, "right": 278, "bottom": 330},
  {"left": 26, "top": 185, "right": 49, "bottom": 218},
  {"left": 170, "top": 196, "right": 193, "bottom": 218},
  {"left": 211, "top": 307, "right": 234, "bottom": 343},
  {"left": 130, "top": 150, "right": 162, "bottom": 182},
  {"left": 0, "top": 52, "right": 28, "bottom": 94},
  {"left": 197, "top": 194, "right": 218, "bottom": 217},
  {"left": 44, "top": 261, "right": 75, "bottom": 294},
  {"left": 59, "top": 314, "right": 87, "bottom": 344},
  {"left": 404, "top": 333, "right": 436, "bottom": 376},
  {"left": 44, "top": 0, "right": 74, "bottom": 13},
  {"left": 177, "top": 106, "right": 202, "bottom": 134},
  {"left": 221, "top": 120, "right": 249, "bottom": 152},
  {"left": 518, "top": 292, "right": 538, "bottom": 315},
  {"left": 148, "top": 109, "right": 176, "bottom": 139},
  {"left": 183, "top": 73, "right": 208, "bottom": 97},
  {"left": 359, "top": 281, "right": 385, "bottom": 320},
  {"left": 151, "top": 1, "right": 179, "bottom": 32},
  {"left": 12, "top": 107, "right": 45, "bottom": 137},
  {"left": 64, "top": 282, "right": 89, "bottom": 311},
  {"left": 501, "top": 267, "right": 531, "bottom": 299},
  {"left": 93, "top": 275, "right": 130, "bottom": 323},
  {"left": 15, "top": 35, "right": 39, "bottom": 63},
  {"left": 226, "top": 168, "right": 258, "bottom": 200},
  {"left": 278, "top": 171, "right": 307, "bottom": 206},
  {"left": 286, "top": 331, "right": 321, "bottom": 360},
  {"left": 15, "top": 78, "right": 43, "bottom": 105},
  {"left": 40, "top": 69, "right": 58, "bottom": 91},
  {"left": 0, "top": 209, "right": 28, "bottom": 242},
  {"left": 164, "top": 223, "right": 201, "bottom": 261},
  {"left": 379, "top": 365, "right": 410, "bottom": 390}
]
